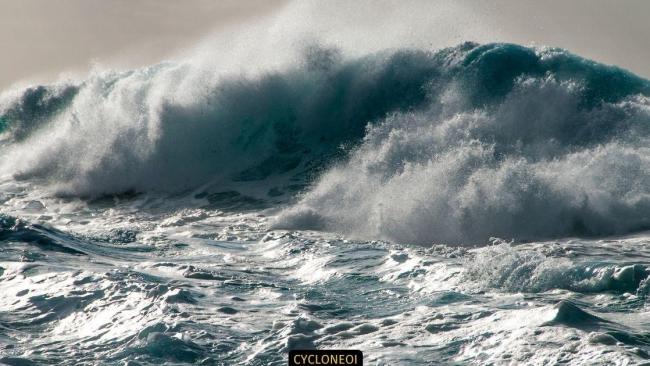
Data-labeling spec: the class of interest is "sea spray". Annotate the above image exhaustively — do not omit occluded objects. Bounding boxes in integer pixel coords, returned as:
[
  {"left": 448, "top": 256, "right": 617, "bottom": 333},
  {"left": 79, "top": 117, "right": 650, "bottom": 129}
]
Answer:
[{"left": 1, "top": 43, "right": 649, "bottom": 244}]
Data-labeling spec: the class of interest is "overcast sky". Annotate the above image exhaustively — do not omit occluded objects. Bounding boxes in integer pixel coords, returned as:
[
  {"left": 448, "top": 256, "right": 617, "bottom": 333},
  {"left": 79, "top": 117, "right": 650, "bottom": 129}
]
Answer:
[
  {"left": 1, "top": 0, "right": 648, "bottom": 90},
  {"left": 0, "top": 0, "right": 287, "bottom": 89}
]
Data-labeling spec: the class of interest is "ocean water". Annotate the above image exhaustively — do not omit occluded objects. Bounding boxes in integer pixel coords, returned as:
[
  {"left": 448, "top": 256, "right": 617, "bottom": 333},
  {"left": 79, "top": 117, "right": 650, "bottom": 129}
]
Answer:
[{"left": 1, "top": 40, "right": 650, "bottom": 365}]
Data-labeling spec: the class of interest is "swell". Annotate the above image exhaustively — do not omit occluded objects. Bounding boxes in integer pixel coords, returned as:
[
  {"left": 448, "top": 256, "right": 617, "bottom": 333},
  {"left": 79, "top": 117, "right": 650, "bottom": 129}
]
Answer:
[
  {"left": 464, "top": 242, "right": 650, "bottom": 295},
  {"left": 2, "top": 42, "right": 650, "bottom": 244},
  {"left": 0, "top": 214, "right": 86, "bottom": 256}
]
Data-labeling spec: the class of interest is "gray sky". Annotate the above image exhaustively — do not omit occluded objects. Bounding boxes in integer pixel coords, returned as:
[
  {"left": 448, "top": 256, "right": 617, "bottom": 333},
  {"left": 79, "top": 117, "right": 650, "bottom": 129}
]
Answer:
[
  {"left": 1, "top": 0, "right": 649, "bottom": 91},
  {"left": 469, "top": 0, "right": 650, "bottom": 78},
  {"left": 0, "top": 0, "right": 287, "bottom": 89}
]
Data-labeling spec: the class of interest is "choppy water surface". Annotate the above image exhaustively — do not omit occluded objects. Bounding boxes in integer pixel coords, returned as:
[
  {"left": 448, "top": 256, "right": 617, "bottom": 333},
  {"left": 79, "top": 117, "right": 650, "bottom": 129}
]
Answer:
[{"left": 1, "top": 189, "right": 650, "bottom": 365}]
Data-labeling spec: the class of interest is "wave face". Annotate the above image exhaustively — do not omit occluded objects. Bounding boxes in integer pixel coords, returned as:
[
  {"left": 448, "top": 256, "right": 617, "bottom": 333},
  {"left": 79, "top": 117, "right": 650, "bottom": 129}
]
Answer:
[{"left": 2, "top": 42, "right": 650, "bottom": 244}]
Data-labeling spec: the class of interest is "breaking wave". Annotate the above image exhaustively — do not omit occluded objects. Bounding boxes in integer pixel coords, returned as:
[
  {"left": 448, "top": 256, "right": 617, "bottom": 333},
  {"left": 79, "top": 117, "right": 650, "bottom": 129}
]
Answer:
[
  {"left": 0, "top": 45, "right": 439, "bottom": 195},
  {"left": 275, "top": 43, "right": 650, "bottom": 244},
  {"left": 2, "top": 42, "right": 650, "bottom": 244}
]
